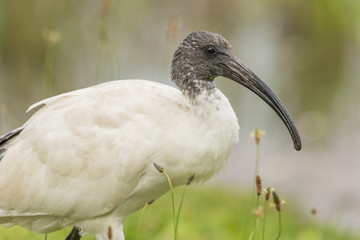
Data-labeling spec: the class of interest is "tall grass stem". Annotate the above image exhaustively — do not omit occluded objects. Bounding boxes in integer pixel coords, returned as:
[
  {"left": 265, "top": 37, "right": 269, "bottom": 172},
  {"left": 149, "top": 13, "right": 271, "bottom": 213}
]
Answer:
[
  {"left": 174, "top": 175, "right": 194, "bottom": 239},
  {"left": 246, "top": 129, "right": 263, "bottom": 239},
  {"left": 161, "top": 170, "right": 177, "bottom": 240},
  {"left": 249, "top": 174, "right": 262, "bottom": 240},
  {"left": 136, "top": 201, "right": 152, "bottom": 240},
  {"left": 43, "top": 45, "right": 55, "bottom": 97},
  {"left": 42, "top": 29, "right": 60, "bottom": 97},
  {"left": 276, "top": 211, "right": 282, "bottom": 240},
  {"left": 262, "top": 201, "right": 268, "bottom": 240},
  {"left": 175, "top": 185, "right": 186, "bottom": 239},
  {"left": 255, "top": 143, "right": 260, "bottom": 174}
]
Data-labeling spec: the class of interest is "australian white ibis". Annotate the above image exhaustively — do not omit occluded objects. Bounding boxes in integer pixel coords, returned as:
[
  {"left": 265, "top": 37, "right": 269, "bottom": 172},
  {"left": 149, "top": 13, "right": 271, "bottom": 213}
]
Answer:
[{"left": 0, "top": 30, "right": 301, "bottom": 240}]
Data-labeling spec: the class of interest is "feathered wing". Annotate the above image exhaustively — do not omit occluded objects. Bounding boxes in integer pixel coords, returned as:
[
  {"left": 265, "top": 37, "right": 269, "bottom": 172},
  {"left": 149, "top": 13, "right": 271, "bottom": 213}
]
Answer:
[
  {"left": 0, "top": 80, "right": 192, "bottom": 233},
  {"left": 0, "top": 127, "right": 24, "bottom": 161}
]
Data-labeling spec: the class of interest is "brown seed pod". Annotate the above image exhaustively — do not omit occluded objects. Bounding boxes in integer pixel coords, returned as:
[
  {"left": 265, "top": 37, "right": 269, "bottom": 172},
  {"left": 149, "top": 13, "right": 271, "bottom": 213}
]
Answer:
[
  {"left": 147, "top": 199, "right": 155, "bottom": 205},
  {"left": 311, "top": 208, "right": 317, "bottom": 215},
  {"left": 265, "top": 187, "right": 271, "bottom": 201},
  {"left": 272, "top": 191, "right": 281, "bottom": 212},
  {"left": 256, "top": 175, "right": 262, "bottom": 196},
  {"left": 107, "top": 226, "right": 112, "bottom": 239},
  {"left": 153, "top": 162, "right": 164, "bottom": 173},
  {"left": 186, "top": 174, "right": 195, "bottom": 185}
]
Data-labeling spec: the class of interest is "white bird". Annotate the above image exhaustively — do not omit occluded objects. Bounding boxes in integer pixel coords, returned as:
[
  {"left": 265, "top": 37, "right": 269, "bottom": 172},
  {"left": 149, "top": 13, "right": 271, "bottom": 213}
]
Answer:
[{"left": 0, "top": 30, "right": 301, "bottom": 240}]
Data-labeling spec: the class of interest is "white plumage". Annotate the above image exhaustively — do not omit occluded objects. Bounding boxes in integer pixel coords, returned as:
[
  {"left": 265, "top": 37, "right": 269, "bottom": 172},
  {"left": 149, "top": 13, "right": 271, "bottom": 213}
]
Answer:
[
  {"left": 0, "top": 80, "right": 238, "bottom": 238},
  {"left": 0, "top": 31, "right": 300, "bottom": 240}
]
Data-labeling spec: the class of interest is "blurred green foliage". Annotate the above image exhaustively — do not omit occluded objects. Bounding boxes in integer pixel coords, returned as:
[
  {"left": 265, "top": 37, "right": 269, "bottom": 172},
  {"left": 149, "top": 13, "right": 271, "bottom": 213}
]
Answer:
[
  {"left": 272, "top": 0, "right": 358, "bottom": 112},
  {"left": 0, "top": 187, "right": 358, "bottom": 240}
]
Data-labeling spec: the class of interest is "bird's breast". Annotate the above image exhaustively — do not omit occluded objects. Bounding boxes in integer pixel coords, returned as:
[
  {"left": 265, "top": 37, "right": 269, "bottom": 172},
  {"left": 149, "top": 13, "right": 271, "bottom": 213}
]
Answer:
[
  {"left": 157, "top": 89, "right": 240, "bottom": 185},
  {"left": 114, "top": 88, "right": 240, "bottom": 217}
]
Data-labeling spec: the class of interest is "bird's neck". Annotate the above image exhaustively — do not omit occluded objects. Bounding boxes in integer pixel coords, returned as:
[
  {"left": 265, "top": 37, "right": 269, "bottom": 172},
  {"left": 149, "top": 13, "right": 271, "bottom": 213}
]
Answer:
[
  {"left": 171, "top": 58, "right": 217, "bottom": 99},
  {"left": 174, "top": 78, "right": 217, "bottom": 100}
]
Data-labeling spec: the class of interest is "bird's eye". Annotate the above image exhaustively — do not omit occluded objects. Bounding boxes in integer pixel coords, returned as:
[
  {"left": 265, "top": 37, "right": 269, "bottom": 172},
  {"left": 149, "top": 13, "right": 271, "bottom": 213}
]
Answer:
[{"left": 204, "top": 46, "right": 217, "bottom": 56}]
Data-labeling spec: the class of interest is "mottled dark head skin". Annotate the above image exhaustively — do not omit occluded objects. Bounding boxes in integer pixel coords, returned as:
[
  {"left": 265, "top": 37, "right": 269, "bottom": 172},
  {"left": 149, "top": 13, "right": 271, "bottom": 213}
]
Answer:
[
  {"left": 171, "top": 30, "right": 302, "bottom": 151},
  {"left": 171, "top": 31, "right": 233, "bottom": 98}
]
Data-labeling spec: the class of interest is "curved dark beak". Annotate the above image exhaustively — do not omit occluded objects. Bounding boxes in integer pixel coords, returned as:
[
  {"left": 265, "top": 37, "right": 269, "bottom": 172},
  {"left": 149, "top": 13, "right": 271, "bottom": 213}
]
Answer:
[{"left": 221, "top": 55, "right": 302, "bottom": 151}]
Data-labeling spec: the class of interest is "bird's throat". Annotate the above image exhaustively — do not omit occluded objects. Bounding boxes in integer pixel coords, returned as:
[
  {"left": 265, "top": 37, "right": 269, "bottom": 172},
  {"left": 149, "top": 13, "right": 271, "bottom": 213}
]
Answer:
[{"left": 179, "top": 79, "right": 216, "bottom": 100}]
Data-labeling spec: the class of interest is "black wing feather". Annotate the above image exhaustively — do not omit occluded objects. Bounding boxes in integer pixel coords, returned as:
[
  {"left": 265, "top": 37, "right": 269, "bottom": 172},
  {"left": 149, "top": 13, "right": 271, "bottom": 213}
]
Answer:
[{"left": 0, "top": 127, "right": 24, "bottom": 161}]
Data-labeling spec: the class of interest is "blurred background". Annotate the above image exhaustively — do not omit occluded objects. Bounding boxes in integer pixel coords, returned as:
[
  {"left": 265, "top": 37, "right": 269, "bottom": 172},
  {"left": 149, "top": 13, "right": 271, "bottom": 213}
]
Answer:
[{"left": 0, "top": 0, "right": 359, "bottom": 233}]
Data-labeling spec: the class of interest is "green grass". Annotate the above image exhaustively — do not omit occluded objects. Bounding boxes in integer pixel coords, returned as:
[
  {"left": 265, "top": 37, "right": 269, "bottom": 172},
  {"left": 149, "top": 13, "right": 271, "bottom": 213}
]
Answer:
[{"left": 0, "top": 187, "right": 358, "bottom": 240}]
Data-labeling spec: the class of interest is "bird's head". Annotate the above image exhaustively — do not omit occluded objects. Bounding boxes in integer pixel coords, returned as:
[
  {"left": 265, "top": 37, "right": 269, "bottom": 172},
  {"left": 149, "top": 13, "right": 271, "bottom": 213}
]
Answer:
[{"left": 171, "top": 30, "right": 302, "bottom": 151}]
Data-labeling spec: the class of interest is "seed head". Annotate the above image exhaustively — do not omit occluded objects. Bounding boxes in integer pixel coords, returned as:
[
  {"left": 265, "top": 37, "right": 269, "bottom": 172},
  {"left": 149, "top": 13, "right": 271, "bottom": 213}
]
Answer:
[
  {"left": 153, "top": 162, "right": 164, "bottom": 172},
  {"left": 42, "top": 29, "right": 60, "bottom": 46},
  {"left": 265, "top": 187, "right": 271, "bottom": 201},
  {"left": 101, "top": 0, "right": 111, "bottom": 18},
  {"left": 167, "top": 16, "right": 182, "bottom": 41},
  {"left": 253, "top": 206, "right": 264, "bottom": 218},
  {"left": 256, "top": 175, "right": 262, "bottom": 196},
  {"left": 272, "top": 191, "right": 281, "bottom": 212},
  {"left": 250, "top": 128, "right": 266, "bottom": 144},
  {"left": 186, "top": 174, "right": 195, "bottom": 185},
  {"left": 311, "top": 208, "right": 317, "bottom": 215},
  {"left": 146, "top": 199, "right": 155, "bottom": 205},
  {"left": 107, "top": 226, "right": 112, "bottom": 239}
]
